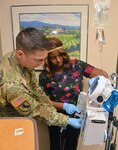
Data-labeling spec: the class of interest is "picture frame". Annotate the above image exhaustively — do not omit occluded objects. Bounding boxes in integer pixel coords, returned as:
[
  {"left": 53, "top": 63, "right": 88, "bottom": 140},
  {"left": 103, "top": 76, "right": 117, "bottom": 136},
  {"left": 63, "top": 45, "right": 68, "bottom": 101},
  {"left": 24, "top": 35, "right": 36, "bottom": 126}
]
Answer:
[{"left": 11, "top": 4, "right": 89, "bottom": 63}]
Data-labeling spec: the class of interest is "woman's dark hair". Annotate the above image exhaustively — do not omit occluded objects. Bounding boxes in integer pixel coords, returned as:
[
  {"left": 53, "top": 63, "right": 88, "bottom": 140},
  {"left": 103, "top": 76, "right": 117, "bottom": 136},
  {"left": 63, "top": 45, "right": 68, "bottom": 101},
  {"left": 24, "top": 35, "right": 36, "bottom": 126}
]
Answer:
[
  {"left": 48, "top": 37, "right": 63, "bottom": 48},
  {"left": 44, "top": 37, "right": 72, "bottom": 77},
  {"left": 16, "top": 28, "right": 51, "bottom": 52}
]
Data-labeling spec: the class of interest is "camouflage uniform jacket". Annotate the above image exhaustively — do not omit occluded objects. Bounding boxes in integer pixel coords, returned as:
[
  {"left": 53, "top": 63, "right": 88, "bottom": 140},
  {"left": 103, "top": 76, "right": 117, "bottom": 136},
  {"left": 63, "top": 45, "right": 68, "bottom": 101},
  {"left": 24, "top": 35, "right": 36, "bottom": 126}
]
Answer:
[{"left": 0, "top": 51, "right": 69, "bottom": 126}]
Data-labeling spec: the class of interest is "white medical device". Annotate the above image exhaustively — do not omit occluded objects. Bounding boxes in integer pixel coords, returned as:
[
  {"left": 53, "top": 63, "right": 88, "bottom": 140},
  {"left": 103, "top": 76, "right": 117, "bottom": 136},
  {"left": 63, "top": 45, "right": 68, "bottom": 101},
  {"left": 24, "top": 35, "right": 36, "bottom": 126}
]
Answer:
[
  {"left": 80, "top": 102, "right": 109, "bottom": 145},
  {"left": 88, "top": 76, "right": 113, "bottom": 105},
  {"left": 77, "top": 76, "right": 115, "bottom": 145}
]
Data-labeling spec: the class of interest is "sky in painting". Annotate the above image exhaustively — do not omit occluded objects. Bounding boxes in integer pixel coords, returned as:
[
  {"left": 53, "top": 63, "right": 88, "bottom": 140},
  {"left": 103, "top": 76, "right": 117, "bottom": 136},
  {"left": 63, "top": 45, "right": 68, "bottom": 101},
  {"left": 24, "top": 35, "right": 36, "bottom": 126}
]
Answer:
[{"left": 20, "top": 13, "right": 81, "bottom": 27}]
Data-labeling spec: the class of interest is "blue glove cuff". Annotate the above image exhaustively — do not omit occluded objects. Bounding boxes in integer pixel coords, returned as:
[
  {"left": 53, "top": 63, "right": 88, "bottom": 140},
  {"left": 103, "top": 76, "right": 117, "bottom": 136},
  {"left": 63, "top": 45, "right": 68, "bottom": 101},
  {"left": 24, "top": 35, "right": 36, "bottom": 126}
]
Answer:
[{"left": 63, "top": 103, "right": 68, "bottom": 110}]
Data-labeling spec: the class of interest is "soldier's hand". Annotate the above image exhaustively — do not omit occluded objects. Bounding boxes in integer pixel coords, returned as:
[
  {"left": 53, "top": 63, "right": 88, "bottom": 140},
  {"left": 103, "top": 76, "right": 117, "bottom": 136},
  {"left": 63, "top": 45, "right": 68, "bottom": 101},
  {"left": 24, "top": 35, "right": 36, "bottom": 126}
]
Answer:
[
  {"left": 67, "top": 118, "right": 82, "bottom": 129},
  {"left": 63, "top": 103, "right": 80, "bottom": 115}
]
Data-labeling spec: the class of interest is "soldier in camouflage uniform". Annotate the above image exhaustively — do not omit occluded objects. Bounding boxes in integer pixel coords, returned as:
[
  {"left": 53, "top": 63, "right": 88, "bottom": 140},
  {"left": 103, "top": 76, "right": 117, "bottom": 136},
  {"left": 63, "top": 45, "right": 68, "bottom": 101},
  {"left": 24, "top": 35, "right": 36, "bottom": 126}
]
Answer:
[{"left": 0, "top": 28, "right": 82, "bottom": 128}]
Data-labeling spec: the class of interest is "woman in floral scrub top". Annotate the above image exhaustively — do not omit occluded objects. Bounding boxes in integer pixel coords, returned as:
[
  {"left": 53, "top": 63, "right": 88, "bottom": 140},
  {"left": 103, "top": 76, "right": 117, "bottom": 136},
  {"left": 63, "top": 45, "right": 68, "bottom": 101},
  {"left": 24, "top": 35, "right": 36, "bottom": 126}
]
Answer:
[{"left": 39, "top": 37, "right": 108, "bottom": 150}]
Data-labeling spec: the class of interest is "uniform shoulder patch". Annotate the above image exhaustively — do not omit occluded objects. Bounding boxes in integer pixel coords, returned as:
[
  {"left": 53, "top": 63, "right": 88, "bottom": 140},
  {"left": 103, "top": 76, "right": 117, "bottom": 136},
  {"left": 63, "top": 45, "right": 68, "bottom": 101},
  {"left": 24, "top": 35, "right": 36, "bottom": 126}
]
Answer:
[
  {"left": 11, "top": 96, "right": 27, "bottom": 107},
  {"left": 18, "top": 101, "right": 31, "bottom": 112}
]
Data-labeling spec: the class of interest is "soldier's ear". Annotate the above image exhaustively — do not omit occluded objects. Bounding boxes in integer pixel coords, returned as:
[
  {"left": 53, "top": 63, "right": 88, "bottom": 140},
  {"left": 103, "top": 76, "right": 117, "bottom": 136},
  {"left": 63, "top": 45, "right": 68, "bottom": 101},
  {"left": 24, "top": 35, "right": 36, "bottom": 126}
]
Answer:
[{"left": 16, "top": 49, "right": 25, "bottom": 58}]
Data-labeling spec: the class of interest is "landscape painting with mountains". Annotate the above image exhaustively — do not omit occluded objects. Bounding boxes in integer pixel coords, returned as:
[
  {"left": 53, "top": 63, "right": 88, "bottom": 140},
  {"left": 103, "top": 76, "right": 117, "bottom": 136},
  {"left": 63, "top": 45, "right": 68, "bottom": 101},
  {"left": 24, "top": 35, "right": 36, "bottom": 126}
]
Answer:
[{"left": 20, "top": 13, "right": 81, "bottom": 59}]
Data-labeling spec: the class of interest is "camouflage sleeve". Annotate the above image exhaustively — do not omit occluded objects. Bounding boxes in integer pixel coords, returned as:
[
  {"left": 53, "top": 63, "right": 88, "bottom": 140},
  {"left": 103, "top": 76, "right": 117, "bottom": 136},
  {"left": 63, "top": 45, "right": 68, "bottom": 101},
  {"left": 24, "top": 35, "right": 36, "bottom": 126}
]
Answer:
[
  {"left": 2, "top": 82, "right": 69, "bottom": 126},
  {"left": 30, "top": 70, "right": 46, "bottom": 96}
]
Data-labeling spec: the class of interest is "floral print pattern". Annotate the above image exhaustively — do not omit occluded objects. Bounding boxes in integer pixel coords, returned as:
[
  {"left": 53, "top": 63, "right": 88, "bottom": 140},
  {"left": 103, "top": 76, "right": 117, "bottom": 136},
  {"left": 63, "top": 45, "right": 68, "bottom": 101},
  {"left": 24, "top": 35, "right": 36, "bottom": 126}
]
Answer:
[{"left": 39, "top": 59, "right": 94, "bottom": 105}]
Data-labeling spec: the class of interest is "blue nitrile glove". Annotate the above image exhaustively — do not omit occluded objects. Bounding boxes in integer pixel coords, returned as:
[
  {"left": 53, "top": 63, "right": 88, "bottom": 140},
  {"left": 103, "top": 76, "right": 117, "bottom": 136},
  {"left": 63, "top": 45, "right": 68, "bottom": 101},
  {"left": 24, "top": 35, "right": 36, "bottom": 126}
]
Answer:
[
  {"left": 102, "top": 90, "right": 118, "bottom": 112},
  {"left": 67, "top": 118, "right": 82, "bottom": 129},
  {"left": 63, "top": 103, "right": 80, "bottom": 115}
]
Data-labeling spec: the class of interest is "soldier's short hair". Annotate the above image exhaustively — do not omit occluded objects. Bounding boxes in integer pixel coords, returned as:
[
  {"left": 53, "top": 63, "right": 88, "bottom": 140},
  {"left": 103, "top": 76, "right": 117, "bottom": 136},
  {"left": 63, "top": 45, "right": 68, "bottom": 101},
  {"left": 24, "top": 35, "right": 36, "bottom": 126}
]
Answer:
[{"left": 16, "top": 28, "right": 51, "bottom": 52}]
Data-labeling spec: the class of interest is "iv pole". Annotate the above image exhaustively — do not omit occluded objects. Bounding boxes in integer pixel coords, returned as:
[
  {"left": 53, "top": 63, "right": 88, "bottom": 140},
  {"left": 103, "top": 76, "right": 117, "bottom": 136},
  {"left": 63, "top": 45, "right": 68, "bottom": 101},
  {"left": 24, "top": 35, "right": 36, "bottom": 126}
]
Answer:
[{"left": 93, "top": 0, "right": 111, "bottom": 70}]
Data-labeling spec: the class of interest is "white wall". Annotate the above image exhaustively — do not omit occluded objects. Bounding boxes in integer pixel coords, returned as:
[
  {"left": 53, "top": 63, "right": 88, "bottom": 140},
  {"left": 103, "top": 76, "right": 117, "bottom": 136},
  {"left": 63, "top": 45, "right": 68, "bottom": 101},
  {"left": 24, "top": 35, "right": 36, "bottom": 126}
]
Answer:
[
  {"left": 0, "top": 0, "right": 118, "bottom": 150},
  {"left": 0, "top": 30, "right": 2, "bottom": 58}
]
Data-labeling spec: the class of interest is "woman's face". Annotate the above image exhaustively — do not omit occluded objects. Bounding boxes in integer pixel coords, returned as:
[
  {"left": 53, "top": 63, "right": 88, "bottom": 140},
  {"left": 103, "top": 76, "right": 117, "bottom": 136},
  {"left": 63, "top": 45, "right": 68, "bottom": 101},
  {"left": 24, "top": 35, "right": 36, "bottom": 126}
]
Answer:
[{"left": 48, "top": 50, "right": 63, "bottom": 67}]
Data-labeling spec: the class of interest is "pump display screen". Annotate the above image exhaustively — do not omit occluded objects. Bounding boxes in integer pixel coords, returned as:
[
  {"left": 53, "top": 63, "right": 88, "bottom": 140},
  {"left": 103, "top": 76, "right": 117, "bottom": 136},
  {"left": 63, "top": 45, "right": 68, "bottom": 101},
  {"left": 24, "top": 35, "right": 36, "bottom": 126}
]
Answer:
[{"left": 89, "top": 78, "right": 99, "bottom": 95}]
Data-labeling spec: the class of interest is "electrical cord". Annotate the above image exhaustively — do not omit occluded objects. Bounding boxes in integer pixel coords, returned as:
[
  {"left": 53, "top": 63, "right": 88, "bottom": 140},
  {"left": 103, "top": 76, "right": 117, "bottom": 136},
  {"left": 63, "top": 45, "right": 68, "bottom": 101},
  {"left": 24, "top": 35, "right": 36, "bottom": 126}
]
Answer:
[
  {"left": 110, "top": 119, "right": 118, "bottom": 150},
  {"left": 110, "top": 128, "right": 117, "bottom": 150},
  {"left": 60, "top": 127, "right": 66, "bottom": 150}
]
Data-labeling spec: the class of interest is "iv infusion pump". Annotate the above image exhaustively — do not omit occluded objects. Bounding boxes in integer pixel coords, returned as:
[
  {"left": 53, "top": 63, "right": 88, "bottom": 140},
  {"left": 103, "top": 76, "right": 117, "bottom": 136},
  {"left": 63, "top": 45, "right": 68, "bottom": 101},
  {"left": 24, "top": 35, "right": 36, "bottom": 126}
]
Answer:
[{"left": 77, "top": 76, "right": 116, "bottom": 145}]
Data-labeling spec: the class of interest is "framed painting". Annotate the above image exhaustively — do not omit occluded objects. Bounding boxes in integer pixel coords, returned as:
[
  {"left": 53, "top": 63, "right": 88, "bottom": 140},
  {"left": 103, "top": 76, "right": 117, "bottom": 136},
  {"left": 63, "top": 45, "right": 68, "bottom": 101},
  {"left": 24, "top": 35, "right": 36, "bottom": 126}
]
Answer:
[{"left": 11, "top": 4, "right": 89, "bottom": 62}]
